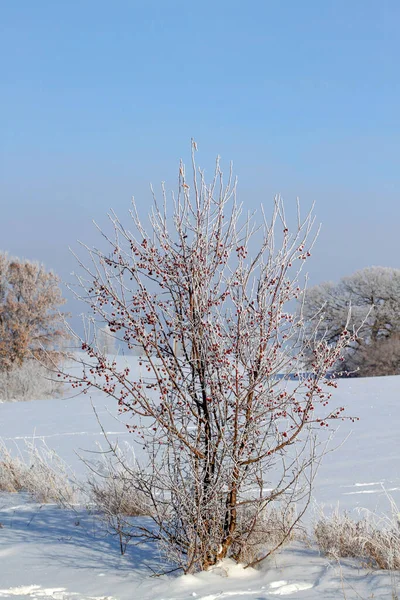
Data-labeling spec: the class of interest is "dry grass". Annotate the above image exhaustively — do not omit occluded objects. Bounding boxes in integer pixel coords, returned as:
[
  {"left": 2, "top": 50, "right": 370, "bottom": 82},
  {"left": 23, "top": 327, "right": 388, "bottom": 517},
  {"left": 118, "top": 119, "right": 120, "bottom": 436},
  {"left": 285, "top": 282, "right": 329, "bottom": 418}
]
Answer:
[
  {"left": 87, "top": 467, "right": 149, "bottom": 518},
  {"left": 0, "top": 441, "right": 25, "bottom": 493},
  {"left": 0, "top": 438, "right": 78, "bottom": 507},
  {"left": 84, "top": 445, "right": 150, "bottom": 555},
  {"left": 314, "top": 502, "right": 400, "bottom": 570},
  {"left": 83, "top": 440, "right": 149, "bottom": 518}
]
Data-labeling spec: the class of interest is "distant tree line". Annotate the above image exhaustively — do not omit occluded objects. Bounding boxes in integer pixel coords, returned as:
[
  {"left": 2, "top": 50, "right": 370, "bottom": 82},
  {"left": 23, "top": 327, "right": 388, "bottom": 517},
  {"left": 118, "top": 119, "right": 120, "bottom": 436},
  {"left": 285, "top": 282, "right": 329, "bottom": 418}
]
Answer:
[{"left": 2, "top": 251, "right": 399, "bottom": 379}]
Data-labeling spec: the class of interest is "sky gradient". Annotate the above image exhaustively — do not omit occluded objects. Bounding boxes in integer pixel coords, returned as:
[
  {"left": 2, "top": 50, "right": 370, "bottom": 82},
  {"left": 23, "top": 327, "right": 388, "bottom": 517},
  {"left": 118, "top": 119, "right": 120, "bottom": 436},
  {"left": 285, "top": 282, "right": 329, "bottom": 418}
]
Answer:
[{"left": 1, "top": 1, "right": 399, "bottom": 325}]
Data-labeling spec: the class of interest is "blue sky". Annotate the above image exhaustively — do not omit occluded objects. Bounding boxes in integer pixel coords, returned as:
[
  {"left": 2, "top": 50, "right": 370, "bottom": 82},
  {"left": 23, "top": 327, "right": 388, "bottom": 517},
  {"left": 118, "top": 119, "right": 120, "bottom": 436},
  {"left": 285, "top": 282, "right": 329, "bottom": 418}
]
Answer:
[{"left": 1, "top": 1, "right": 399, "bottom": 323}]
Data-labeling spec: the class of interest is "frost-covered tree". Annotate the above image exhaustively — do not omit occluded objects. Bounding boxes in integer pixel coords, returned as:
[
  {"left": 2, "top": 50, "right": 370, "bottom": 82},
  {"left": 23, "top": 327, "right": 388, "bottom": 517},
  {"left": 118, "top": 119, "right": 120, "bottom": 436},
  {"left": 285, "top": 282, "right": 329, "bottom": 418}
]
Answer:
[
  {"left": 303, "top": 266, "right": 400, "bottom": 375},
  {"left": 70, "top": 143, "right": 354, "bottom": 573},
  {"left": 0, "top": 253, "right": 68, "bottom": 371}
]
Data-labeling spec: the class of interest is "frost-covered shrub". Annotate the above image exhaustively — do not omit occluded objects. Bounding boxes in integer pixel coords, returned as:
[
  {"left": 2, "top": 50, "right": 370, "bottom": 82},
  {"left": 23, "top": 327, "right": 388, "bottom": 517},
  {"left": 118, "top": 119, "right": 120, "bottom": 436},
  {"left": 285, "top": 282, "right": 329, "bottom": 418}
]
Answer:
[
  {"left": 315, "top": 506, "right": 400, "bottom": 570},
  {"left": 231, "top": 504, "right": 297, "bottom": 564},
  {"left": 86, "top": 448, "right": 149, "bottom": 518},
  {"left": 71, "top": 142, "right": 354, "bottom": 572},
  {"left": 0, "top": 439, "right": 78, "bottom": 506},
  {"left": 0, "top": 360, "right": 64, "bottom": 402},
  {"left": 85, "top": 444, "right": 149, "bottom": 554},
  {"left": 0, "top": 441, "right": 25, "bottom": 493},
  {"left": 22, "top": 440, "right": 78, "bottom": 506}
]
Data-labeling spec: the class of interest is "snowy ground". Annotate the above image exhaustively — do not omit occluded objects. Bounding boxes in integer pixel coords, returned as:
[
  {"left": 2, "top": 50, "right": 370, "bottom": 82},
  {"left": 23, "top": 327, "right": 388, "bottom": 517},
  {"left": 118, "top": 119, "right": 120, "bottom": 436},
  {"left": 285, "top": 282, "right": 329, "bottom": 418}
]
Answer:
[
  {"left": 1, "top": 360, "right": 400, "bottom": 598},
  {"left": 1, "top": 493, "right": 398, "bottom": 600}
]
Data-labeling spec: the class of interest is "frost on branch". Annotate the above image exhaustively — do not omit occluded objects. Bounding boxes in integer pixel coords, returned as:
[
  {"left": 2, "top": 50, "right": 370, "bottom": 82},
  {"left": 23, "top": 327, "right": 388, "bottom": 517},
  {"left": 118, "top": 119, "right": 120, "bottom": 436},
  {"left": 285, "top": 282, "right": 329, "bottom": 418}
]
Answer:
[{"left": 70, "top": 142, "right": 354, "bottom": 573}]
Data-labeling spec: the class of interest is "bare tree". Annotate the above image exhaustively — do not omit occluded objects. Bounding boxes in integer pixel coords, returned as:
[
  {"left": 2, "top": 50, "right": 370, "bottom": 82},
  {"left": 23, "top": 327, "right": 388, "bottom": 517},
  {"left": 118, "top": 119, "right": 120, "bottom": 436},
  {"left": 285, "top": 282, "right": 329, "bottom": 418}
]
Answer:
[
  {"left": 0, "top": 253, "right": 68, "bottom": 371},
  {"left": 303, "top": 267, "right": 400, "bottom": 375},
  {"left": 70, "top": 143, "right": 354, "bottom": 573}
]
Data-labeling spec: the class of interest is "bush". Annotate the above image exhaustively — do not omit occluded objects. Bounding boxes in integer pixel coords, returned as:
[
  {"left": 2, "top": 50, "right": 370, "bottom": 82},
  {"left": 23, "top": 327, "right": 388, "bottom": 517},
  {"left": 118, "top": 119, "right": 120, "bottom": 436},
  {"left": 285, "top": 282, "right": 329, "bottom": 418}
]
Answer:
[
  {"left": 86, "top": 444, "right": 149, "bottom": 518},
  {"left": 71, "top": 142, "right": 352, "bottom": 572},
  {"left": 85, "top": 443, "right": 149, "bottom": 555},
  {"left": 0, "top": 360, "right": 64, "bottom": 402},
  {"left": 314, "top": 505, "right": 400, "bottom": 570},
  {"left": 231, "top": 504, "right": 297, "bottom": 564},
  {"left": 0, "top": 441, "right": 25, "bottom": 493},
  {"left": 0, "top": 439, "right": 78, "bottom": 507}
]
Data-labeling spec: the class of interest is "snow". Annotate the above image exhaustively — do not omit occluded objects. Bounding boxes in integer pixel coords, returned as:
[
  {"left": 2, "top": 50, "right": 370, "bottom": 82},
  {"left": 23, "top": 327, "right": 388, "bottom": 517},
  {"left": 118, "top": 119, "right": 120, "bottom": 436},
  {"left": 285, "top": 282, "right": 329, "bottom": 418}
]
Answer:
[{"left": 1, "top": 359, "right": 400, "bottom": 599}]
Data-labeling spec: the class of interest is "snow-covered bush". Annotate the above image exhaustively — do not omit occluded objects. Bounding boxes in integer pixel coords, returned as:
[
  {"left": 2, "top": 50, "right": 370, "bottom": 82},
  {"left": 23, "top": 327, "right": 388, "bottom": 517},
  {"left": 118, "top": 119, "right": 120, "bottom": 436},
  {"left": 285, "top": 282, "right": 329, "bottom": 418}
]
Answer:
[
  {"left": 0, "top": 439, "right": 78, "bottom": 506},
  {"left": 0, "top": 360, "right": 64, "bottom": 402},
  {"left": 85, "top": 443, "right": 149, "bottom": 555},
  {"left": 231, "top": 503, "right": 297, "bottom": 564},
  {"left": 70, "top": 142, "right": 355, "bottom": 573},
  {"left": 0, "top": 440, "right": 25, "bottom": 493},
  {"left": 22, "top": 440, "right": 78, "bottom": 506},
  {"left": 314, "top": 505, "right": 400, "bottom": 570}
]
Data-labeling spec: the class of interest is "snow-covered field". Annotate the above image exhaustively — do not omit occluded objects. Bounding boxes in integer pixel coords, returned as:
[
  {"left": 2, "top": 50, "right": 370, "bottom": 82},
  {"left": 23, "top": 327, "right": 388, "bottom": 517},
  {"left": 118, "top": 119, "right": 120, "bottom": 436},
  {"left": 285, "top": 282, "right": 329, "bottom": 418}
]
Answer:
[{"left": 1, "top": 359, "right": 400, "bottom": 599}]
